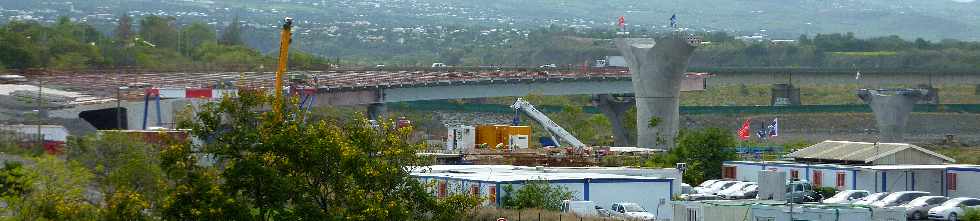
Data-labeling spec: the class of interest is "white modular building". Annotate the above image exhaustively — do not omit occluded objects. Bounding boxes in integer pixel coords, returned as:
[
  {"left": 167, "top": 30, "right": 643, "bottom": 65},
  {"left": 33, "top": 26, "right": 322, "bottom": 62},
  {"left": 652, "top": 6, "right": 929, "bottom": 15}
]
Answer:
[
  {"left": 721, "top": 140, "right": 961, "bottom": 194},
  {"left": 412, "top": 165, "right": 679, "bottom": 220},
  {"left": 940, "top": 166, "right": 980, "bottom": 198},
  {"left": 674, "top": 200, "right": 905, "bottom": 221}
]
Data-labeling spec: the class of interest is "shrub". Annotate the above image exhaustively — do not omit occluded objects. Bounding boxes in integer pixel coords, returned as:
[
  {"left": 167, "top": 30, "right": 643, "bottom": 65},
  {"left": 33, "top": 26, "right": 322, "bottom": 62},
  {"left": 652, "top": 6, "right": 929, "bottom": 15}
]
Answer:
[{"left": 501, "top": 180, "right": 574, "bottom": 211}]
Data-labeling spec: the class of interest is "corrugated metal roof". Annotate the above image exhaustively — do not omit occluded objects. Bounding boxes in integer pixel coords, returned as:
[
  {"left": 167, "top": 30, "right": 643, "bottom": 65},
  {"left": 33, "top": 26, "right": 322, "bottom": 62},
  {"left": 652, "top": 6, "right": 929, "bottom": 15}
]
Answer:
[{"left": 786, "top": 140, "right": 955, "bottom": 163}]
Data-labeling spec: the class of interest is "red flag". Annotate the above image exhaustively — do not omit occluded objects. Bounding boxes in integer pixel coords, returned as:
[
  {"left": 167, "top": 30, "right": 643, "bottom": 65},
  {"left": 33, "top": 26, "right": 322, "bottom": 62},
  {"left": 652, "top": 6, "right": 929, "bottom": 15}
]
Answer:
[
  {"left": 618, "top": 16, "right": 626, "bottom": 28},
  {"left": 737, "top": 118, "right": 751, "bottom": 141}
]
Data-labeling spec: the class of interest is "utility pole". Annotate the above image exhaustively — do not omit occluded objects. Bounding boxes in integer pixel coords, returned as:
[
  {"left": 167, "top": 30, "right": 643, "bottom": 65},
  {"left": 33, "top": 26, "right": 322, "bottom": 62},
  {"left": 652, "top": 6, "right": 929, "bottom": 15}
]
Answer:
[
  {"left": 36, "top": 79, "right": 43, "bottom": 148},
  {"left": 116, "top": 71, "right": 123, "bottom": 130}
]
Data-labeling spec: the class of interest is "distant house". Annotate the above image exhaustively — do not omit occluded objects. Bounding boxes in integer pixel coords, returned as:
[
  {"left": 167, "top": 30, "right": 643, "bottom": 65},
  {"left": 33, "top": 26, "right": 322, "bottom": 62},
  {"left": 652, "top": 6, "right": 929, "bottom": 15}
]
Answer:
[{"left": 769, "top": 39, "right": 797, "bottom": 46}]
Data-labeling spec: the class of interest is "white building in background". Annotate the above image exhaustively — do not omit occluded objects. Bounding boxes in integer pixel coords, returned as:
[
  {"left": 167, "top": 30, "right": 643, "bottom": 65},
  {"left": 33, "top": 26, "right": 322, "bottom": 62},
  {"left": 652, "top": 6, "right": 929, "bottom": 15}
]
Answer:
[
  {"left": 412, "top": 165, "right": 681, "bottom": 220},
  {"left": 0, "top": 124, "right": 69, "bottom": 142}
]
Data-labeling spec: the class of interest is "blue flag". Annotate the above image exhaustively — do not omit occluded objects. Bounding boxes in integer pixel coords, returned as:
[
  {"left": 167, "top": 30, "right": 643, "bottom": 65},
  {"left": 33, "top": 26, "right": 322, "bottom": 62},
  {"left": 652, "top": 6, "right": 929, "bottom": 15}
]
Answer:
[{"left": 670, "top": 14, "right": 677, "bottom": 28}]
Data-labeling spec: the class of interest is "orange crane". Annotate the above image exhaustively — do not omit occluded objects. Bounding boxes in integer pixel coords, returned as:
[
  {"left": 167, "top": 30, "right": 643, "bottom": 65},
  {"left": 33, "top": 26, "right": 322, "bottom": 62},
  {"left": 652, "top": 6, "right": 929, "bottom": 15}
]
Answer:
[{"left": 273, "top": 17, "right": 293, "bottom": 116}]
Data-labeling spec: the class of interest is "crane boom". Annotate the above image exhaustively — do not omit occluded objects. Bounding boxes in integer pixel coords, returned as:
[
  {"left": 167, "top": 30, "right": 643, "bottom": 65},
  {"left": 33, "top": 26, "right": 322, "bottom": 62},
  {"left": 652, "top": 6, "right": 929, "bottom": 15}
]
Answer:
[
  {"left": 511, "top": 98, "right": 587, "bottom": 148},
  {"left": 273, "top": 17, "right": 293, "bottom": 115}
]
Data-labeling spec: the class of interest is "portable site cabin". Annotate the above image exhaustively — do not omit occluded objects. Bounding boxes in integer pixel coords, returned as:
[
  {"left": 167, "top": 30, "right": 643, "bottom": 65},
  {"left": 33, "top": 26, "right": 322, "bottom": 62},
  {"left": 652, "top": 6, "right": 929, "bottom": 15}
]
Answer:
[
  {"left": 412, "top": 165, "right": 677, "bottom": 220},
  {"left": 939, "top": 165, "right": 980, "bottom": 198},
  {"left": 722, "top": 140, "right": 957, "bottom": 194}
]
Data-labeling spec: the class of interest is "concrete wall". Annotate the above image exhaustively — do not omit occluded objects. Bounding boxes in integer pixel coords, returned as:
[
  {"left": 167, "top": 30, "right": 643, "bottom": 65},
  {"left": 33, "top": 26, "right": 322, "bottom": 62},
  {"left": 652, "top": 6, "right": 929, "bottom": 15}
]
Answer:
[{"left": 50, "top": 98, "right": 207, "bottom": 131}]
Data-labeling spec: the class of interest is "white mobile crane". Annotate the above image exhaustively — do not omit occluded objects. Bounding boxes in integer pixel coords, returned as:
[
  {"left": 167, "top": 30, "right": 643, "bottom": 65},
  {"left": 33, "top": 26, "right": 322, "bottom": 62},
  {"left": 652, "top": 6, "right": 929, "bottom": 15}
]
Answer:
[{"left": 510, "top": 98, "right": 587, "bottom": 149}]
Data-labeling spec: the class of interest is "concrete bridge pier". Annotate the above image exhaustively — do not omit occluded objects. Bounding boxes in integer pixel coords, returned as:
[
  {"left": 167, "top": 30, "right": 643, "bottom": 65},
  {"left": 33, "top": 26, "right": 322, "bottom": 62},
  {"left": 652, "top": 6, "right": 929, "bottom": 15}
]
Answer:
[
  {"left": 367, "top": 103, "right": 386, "bottom": 121},
  {"left": 592, "top": 94, "right": 635, "bottom": 146},
  {"left": 616, "top": 34, "right": 699, "bottom": 150},
  {"left": 857, "top": 89, "right": 928, "bottom": 142}
]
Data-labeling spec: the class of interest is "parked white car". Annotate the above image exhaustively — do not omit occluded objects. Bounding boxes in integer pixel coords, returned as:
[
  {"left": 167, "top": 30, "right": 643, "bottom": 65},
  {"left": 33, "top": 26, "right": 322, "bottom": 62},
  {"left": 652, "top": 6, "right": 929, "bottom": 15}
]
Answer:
[
  {"left": 928, "top": 197, "right": 980, "bottom": 221},
  {"left": 870, "top": 191, "right": 930, "bottom": 208},
  {"left": 697, "top": 180, "right": 740, "bottom": 195},
  {"left": 691, "top": 179, "right": 720, "bottom": 193},
  {"left": 900, "top": 196, "right": 947, "bottom": 220},
  {"left": 718, "top": 182, "right": 757, "bottom": 199},
  {"left": 852, "top": 192, "right": 889, "bottom": 206},
  {"left": 609, "top": 202, "right": 655, "bottom": 221},
  {"left": 728, "top": 184, "right": 759, "bottom": 199},
  {"left": 823, "top": 190, "right": 871, "bottom": 204}
]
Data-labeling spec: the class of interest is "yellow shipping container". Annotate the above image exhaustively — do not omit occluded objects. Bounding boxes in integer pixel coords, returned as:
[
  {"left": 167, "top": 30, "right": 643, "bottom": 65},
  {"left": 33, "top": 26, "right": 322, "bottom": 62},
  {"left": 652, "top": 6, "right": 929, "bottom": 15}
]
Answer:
[
  {"left": 494, "top": 125, "right": 510, "bottom": 148},
  {"left": 475, "top": 125, "right": 498, "bottom": 148},
  {"left": 508, "top": 126, "right": 531, "bottom": 136}
]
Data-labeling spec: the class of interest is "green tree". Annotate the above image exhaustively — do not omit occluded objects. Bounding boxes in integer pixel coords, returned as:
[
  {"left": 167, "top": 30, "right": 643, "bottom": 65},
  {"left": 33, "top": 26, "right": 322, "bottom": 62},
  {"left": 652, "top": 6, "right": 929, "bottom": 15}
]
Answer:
[
  {"left": 672, "top": 128, "right": 738, "bottom": 184},
  {"left": 180, "top": 23, "right": 216, "bottom": 56},
  {"left": 138, "top": 16, "right": 178, "bottom": 49},
  {"left": 168, "top": 89, "right": 439, "bottom": 220},
  {"left": 50, "top": 52, "right": 91, "bottom": 70},
  {"left": 115, "top": 13, "right": 134, "bottom": 46},
  {"left": 220, "top": 15, "right": 244, "bottom": 46},
  {"left": 66, "top": 133, "right": 167, "bottom": 217},
  {"left": 501, "top": 180, "right": 574, "bottom": 211},
  {"left": 0, "top": 28, "right": 42, "bottom": 69},
  {"left": 6, "top": 156, "right": 98, "bottom": 220}
]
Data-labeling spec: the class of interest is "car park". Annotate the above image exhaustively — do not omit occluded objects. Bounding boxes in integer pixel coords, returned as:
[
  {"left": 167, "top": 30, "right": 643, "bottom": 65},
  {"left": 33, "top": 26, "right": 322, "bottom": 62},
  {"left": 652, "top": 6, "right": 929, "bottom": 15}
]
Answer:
[
  {"left": 691, "top": 179, "right": 720, "bottom": 193},
  {"left": 724, "top": 183, "right": 759, "bottom": 200},
  {"left": 899, "top": 196, "right": 947, "bottom": 220},
  {"left": 823, "top": 190, "right": 871, "bottom": 204},
  {"left": 718, "top": 182, "right": 757, "bottom": 199},
  {"left": 928, "top": 197, "right": 980, "bottom": 221},
  {"left": 870, "top": 191, "right": 930, "bottom": 208},
  {"left": 698, "top": 180, "right": 740, "bottom": 195},
  {"left": 852, "top": 192, "right": 889, "bottom": 206}
]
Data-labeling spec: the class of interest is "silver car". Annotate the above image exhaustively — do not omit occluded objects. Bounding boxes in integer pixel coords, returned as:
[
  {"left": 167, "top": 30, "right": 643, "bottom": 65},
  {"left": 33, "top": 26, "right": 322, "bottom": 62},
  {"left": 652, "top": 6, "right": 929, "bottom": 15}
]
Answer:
[{"left": 899, "top": 196, "right": 947, "bottom": 220}]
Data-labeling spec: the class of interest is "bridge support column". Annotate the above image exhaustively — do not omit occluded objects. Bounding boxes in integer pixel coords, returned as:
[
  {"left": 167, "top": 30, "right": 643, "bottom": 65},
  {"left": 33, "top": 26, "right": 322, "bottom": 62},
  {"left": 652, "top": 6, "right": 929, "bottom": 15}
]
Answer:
[
  {"left": 616, "top": 34, "right": 699, "bottom": 150},
  {"left": 367, "top": 103, "right": 386, "bottom": 121},
  {"left": 593, "top": 94, "right": 634, "bottom": 146},
  {"left": 857, "top": 89, "right": 927, "bottom": 142}
]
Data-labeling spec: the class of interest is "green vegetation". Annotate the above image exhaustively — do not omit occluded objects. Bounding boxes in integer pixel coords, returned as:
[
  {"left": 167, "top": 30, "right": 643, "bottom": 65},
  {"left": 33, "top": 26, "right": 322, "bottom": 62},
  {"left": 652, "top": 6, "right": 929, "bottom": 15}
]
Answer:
[
  {"left": 814, "top": 187, "right": 839, "bottom": 200},
  {"left": 0, "top": 15, "right": 329, "bottom": 71},
  {"left": 644, "top": 128, "right": 738, "bottom": 184},
  {"left": 501, "top": 181, "right": 575, "bottom": 211},
  {"left": 0, "top": 91, "right": 481, "bottom": 220},
  {"left": 930, "top": 147, "right": 980, "bottom": 165},
  {"left": 964, "top": 208, "right": 980, "bottom": 221}
]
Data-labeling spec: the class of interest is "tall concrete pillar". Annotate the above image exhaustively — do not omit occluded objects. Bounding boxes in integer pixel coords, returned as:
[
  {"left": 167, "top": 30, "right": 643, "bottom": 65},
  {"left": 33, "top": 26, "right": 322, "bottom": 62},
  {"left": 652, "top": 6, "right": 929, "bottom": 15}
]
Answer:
[
  {"left": 593, "top": 94, "right": 634, "bottom": 146},
  {"left": 857, "top": 89, "right": 927, "bottom": 142},
  {"left": 367, "top": 103, "right": 386, "bottom": 121},
  {"left": 616, "top": 34, "right": 699, "bottom": 150}
]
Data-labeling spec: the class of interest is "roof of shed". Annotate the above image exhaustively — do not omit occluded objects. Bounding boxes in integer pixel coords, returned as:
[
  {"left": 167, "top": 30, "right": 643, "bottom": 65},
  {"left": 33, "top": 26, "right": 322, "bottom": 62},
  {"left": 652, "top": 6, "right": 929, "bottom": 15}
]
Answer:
[{"left": 786, "top": 140, "right": 955, "bottom": 164}]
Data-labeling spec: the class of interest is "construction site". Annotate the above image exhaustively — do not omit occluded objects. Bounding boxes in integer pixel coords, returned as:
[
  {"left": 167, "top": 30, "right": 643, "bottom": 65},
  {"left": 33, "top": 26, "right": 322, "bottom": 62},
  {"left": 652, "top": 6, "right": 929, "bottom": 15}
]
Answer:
[{"left": 3, "top": 14, "right": 980, "bottom": 221}]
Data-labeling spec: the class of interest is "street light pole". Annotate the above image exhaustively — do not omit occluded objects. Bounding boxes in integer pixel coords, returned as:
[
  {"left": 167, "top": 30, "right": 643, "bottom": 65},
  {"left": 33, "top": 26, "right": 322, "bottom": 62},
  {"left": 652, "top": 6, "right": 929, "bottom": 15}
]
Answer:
[{"left": 36, "top": 79, "right": 43, "bottom": 148}]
